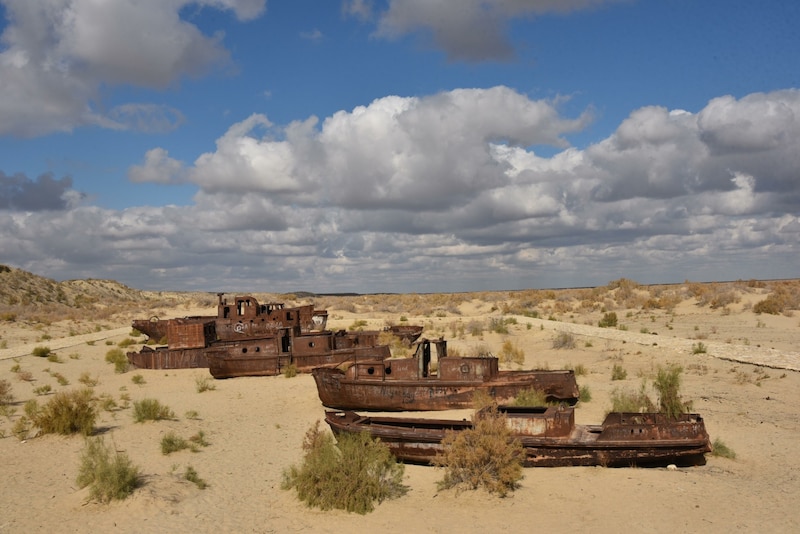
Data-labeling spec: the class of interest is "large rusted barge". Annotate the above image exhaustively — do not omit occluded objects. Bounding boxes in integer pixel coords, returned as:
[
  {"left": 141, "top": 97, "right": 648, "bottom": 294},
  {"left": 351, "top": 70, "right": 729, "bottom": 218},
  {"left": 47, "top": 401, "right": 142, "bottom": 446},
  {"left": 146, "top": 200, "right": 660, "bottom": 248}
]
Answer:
[
  {"left": 325, "top": 405, "right": 712, "bottom": 467},
  {"left": 127, "top": 294, "right": 391, "bottom": 373},
  {"left": 312, "top": 338, "right": 580, "bottom": 410}
]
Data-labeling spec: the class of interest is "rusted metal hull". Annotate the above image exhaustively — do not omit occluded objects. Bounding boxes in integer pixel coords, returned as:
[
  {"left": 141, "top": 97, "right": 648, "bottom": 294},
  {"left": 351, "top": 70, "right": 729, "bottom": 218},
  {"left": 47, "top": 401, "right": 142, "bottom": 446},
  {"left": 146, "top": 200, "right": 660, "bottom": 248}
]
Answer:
[
  {"left": 312, "top": 366, "right": 580, "bottom": 410},
  {"left": 208, "top": 345, "right": 391, "bottom": 379},
  {"left": 126, "top": 345, "right": 209, "bottom": 369},
  {"left": 386, "top": 325, "right": 424, "bottom": 346},
  {"left": 324, "top": 407, "right": 711, "bottom": 467}
]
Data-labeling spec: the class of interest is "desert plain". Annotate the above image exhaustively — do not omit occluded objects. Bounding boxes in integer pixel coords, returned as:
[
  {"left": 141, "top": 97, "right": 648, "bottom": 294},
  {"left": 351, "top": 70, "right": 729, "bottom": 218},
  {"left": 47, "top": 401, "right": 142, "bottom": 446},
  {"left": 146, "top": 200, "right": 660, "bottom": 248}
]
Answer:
[{"left": 1, "top": 279, "right": 799, "bottom": 533}]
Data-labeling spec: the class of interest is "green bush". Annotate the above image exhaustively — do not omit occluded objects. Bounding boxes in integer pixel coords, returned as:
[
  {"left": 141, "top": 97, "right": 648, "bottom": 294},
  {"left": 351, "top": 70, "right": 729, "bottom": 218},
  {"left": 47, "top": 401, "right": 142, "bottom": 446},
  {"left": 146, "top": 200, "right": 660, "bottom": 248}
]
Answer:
[
  {"left": 195, "top": 374, "right": 216, "bottom": 392},
  {"left": 598, "top": 312, "right": 618, "bottom": 328},
  {"left": 610, "top": 382, "right": 656, "bottom": 413},
  {"left": 161, "top": 432, "right": 191, "bottom": 454},
  {"left": 283, "top": 364, "right": 298, "bottom": 378},
  {"left": 511, "top": 388, "right": 549, "bottom": 407},
  {"left": 76, "top": 437, "right": 141, "bottom": 502},
  {"left": 133, "top": 398, "right": 175, "bottom": 422},
  {"left": 579, "top": 385, "right": 592, "bottom": 403},
  {"left": 184, "top": 465, "right": 209, "bottom": 489},
  {"left": 611, "top": 364, "right": 628, "bottom": 381},
  {"left": 654, "top": 364, "right": 692, "bottom": 418},
  {"left": 32, "top": 346, "right": 52, "bottom": 358},
  {"left": 31, "top": 388, "right": 97, "bottom": 436},
  {"left": 105, "top": 349, "right": 130, "bottom": 374},
  {"left": 282, "top": 422, "right": 406, "bottom": 514},
  {"left": 434, "top": 406, "right": 524, "bottom": 497},
  {"left": 711, "top": 438, "right": 736, "bottom": 459}
]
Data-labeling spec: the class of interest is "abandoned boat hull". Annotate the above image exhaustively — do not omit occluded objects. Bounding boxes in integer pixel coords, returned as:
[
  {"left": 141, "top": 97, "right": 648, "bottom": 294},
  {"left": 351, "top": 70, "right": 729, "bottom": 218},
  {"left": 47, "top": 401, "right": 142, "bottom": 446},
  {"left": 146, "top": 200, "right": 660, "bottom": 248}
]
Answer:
[
  {"left": 312, "top": 339, "right": 579, "bottom": 410},
  {"left": 207, "top": 345, "right": 392, "bottom": 379},
  {"left": 324, "top": 407, "right": 711, "bottom": 467},
  {"left": 127, "top": 345, "right": 209, "bottom": 369},
  {"left": 312, "top": 367, "right": 579, "bottom": 410}
]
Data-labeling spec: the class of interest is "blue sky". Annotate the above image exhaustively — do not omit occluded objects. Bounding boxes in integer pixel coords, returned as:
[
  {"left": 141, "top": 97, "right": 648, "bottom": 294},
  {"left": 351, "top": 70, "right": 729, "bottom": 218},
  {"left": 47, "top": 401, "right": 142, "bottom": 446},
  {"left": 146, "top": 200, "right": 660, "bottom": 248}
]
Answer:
[{"left": 1, "top": 0, "right": 798, "bottom": 293}]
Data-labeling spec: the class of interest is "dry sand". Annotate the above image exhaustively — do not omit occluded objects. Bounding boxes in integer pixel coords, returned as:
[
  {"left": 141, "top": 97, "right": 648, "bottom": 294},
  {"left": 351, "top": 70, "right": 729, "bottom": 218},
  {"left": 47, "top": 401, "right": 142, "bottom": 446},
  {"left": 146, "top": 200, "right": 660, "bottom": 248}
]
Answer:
[{"left": 1, "top": 293, "right": 799, "bottom": 533}]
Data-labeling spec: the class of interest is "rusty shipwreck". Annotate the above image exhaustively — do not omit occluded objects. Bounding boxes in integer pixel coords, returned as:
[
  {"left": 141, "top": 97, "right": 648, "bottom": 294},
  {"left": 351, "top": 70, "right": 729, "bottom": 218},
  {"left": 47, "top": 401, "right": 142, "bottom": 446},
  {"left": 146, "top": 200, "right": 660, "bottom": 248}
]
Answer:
[
  {"left": 325, "top": 405, "right": 712, "bottom": 467},
  {"left": 311, "top": 338, "right": 580, "bottom": 410},
  {"left": 127, "top": 294, "right": 391, "bottom": 375}
]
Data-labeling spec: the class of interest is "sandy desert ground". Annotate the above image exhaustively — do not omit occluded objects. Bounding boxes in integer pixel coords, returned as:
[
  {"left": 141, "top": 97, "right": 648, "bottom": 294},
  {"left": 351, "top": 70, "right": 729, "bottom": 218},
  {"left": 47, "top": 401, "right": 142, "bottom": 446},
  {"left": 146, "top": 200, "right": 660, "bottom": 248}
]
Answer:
[{"left": 1, "top": 284, "right": 799, "bottom": 533}]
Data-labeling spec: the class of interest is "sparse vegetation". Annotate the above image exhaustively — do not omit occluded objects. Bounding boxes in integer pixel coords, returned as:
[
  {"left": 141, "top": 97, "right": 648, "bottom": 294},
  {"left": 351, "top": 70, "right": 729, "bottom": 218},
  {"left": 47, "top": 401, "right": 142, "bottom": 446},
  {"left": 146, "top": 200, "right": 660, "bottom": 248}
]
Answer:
[
  {"left": 434, "top": 405, "right": 524, "bottom": 497},
  {"left": 654, "top": 364, "right": 692, "bottom": 418},
  {"left": 579, "top": 385, "right": 592, "bottom": 402},
  {"left": 692, "top": 342, "right": 707, "bottom": 354},
  {"left": 32, "top": 346, "right": 52, "bottom": 358},
  {"left": 283, "top": 363, "right": 298, "bottom": 378},
  {"left": 76, "top": 437, "right": 141, "bottom": 502},
  {"left": 611, "top": 364, "right": 628, "bottom": 381},
  {"left": 29, "top": 388, "right": 97, "bottom": 436},
  {"left": 105, "top": 348, "right": 130, "bottom": 373},
  {"left": 184, "top": 465, "right": 209, "bottom": 489},
  {"left": 499, "top": 340, "right": 525, "bottom": 366},
  {"left": 552, "top": 331, "right": 576, "bottom": 349},
  {"left": 598, "top": 312, "right": 618, "bottom": 328},
  {"left": 711, "top": 438, "right": 736, "bottom": 459},
  {"left": 282, "top": 422, "right": 406, "bottom": 514},
  {"left": 131, "top": 374, "right": 146, "bottom": 385},
  {"left": 195, "top": 374, "right": 216, "bottom": 392},
  {"left": 133, "top": 398, "right": 175, "bottom": 422},
  {"left": 511, "top": 388, "right": 549, "bottom": 407},
  {"left": 78, "top": 372, "right": 99, "bottom": 387}
]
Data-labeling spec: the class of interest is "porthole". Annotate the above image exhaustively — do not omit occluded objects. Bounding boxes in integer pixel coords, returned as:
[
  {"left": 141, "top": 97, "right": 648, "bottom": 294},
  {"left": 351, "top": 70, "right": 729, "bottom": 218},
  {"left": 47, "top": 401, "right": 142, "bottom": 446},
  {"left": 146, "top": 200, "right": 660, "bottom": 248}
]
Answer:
[
  {"left": 242, "top": 347, "right": 248, "bottom": 353},
  {"left": 367, "top": 367, "right": 375, "bottom": 375},
  {"left": 385, "top": 367, "right": 392, "bottom": 375},
  {"left": 460, "top": 364, "right": 470, "bottom": 373}
]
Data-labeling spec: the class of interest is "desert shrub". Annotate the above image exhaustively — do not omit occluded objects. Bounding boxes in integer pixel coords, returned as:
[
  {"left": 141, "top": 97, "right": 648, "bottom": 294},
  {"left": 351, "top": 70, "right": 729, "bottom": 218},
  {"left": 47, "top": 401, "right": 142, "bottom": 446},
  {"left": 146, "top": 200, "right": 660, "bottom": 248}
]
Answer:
[
  {"left": 552, "top": 331, "right": 575, "bottom": 349},
  {"left": 579, "top": 385, "right": 592, "bottom": 403},
  {"left": 78, "top": 372, "right": 99, "bottom": 387},
  {"left": 16, "top": 370, "right": 34, "bottom": 382},
  {"left": 489, "top": 317, "right": 509, "bottom": 334},
  {"left": 184, "top": 465, "right": 209, "bottom": 489},
  {"left": 348, "top": 319, "right": 369, "bottom": 331},
  {"left": 161, "top": 432, "right": 191, "bottom": 454},
  {"left": 283, "top": 363, "right": 298, "bottom": 378},
  {"left": 131, "top": 374, "right": 146, "bottom": 385},
  {"left": 52, "top": 372, "right": 69, "bottom": 386},
  {"left": 598, "top": 312, "right": 618, "bottom": 328},
  {"left": 654, "top": 364, "right": 692, "bottom": 418},
  {"left": 189, "top": 430, "right": 209, "bottom": 448},
  {"left": 570, "top": 363, "right": 588, "bottom": 376},
  {"left": 711, "top": 438, "right": 736, "bottom": 459},
  {"left": 105, "top": 348, "right": 129, "bottom": 374},
  {"left": 31, "top": 388, "right": 97, "bottom": 436},
  {"left": 195, "top": 374, "right": 216, "bottom": 392},
  {"left": 33, "top": 384, "right": 52, "bottom": 396},
  {"left": 133, "top": 398, "right": 175, "bottom": 422},
  {"left": 47, "top": 352, "right": 63, "bottom": 363},
  {"left": 282, "top": 422, "right": 406, "bottom": 514},
  {"left": 610, "top": 382, "right": 656, "bottom": 413},
  {"left": 117, "top": 338, "right": 136, "bottom": 348},
  {"left": 511, "top": 388, "right": 549, "bottom": 407},
  {"left": 0, "top": 378, "right": 13, "bottom": 406},
  {"left": 76, "top": 437, "right": 141, "bottom": 502},
  {"left": 692, "top": 342, "right": 707, "bottom": 354},
  {"left": 499, "top": 340, "right": 525, "bottom": 366},
  {"left": 611, "top": 364, "right": 628, "bottom": 381},
  {"left": 32, "top": 346, "right": 52, "bottom": 358},
  {"left": 434, "top": 406, "right": 524, "bottom": 497}
]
